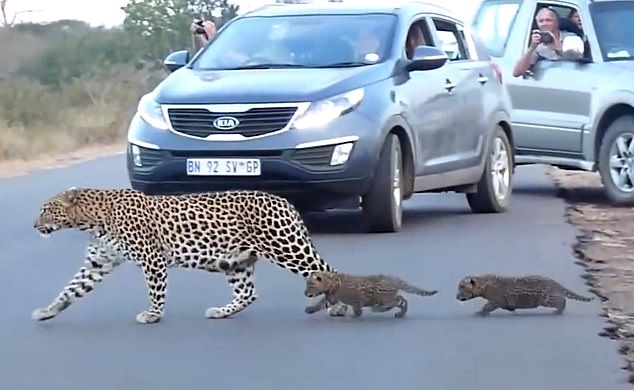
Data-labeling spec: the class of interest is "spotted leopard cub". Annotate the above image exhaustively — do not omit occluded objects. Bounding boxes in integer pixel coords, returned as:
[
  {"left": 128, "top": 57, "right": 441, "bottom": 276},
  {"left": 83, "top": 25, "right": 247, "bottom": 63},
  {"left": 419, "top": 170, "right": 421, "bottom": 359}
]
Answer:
[
  {"left": 304, "top": 271, "right": 438, "bottom": 318},
  {"left": 456, "top": 274, "right": 594, "bottom": 316}
]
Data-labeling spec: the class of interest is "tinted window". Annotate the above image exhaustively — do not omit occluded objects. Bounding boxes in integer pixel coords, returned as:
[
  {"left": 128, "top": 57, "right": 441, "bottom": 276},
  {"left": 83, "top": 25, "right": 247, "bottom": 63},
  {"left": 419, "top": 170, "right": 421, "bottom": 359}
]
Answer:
[
  {"left": 192, "top": 14, "right": 397, "bottom": 70},
  {"left": 589, "top": 1, "right": 634, "bottom": 61},
  {"left": 432, "top": 19, "right": 470, "bottom": 61},
  {"left": 471, "top": 0, "right": 521, "bottom": 57}
]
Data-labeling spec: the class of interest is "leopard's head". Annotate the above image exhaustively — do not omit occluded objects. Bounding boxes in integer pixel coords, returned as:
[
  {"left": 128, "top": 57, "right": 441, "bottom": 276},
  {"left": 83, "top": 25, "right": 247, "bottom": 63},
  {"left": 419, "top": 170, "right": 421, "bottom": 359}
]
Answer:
[
  {"left": 304, "top": 271, "right": 338, "bottom": 297},
  {"left": 456, "top": 275, "right": 484, "bottom": 301},
  {"left": 34, "top": 187, "right": 105, "bottom": 238}
]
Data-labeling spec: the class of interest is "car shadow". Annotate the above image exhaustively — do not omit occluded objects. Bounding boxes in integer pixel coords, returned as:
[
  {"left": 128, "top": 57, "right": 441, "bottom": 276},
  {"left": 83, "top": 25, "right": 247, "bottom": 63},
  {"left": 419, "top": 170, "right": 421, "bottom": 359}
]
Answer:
[
  {"left": 555, "top": 184, "right": 622, "bottom": 207},
  {"left": 302, "top": 207, "right": 472, "bottom": 234},
  {"left": 511, "top": 182, "right": 616, "bottom": 207},
  {"left": 511, "top": 183, "right": 560, "bottom": 198},
  {"left": 511, "top": 172, "right": 618, "bottom": 207}
]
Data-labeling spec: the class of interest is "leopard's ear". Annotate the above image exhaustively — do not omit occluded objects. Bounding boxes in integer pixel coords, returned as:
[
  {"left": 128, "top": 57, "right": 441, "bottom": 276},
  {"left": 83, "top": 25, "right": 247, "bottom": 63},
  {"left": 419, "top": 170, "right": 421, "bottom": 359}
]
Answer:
[{"left": 61, "top": 187, "right": 81, "bottom": 207}]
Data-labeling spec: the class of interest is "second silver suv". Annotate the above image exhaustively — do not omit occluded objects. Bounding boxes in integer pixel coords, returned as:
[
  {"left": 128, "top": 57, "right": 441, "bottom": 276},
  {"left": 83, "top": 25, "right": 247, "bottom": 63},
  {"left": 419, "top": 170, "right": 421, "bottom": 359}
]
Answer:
[{"left": 471, "top": 0, "right": 634, "bottom": 205}]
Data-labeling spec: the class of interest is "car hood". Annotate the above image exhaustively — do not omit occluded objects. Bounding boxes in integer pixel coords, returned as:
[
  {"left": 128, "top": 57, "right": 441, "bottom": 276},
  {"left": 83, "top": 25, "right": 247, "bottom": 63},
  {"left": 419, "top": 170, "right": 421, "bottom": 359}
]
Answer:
[
  {"left": 154, "top": 65, "right": 388, "bottom": 104},
  {"left": 608, "top": 60, "right": 634, "bottom": 73},
  {"left": 596, "top": 60, "right": 634, "bottom": 87}
]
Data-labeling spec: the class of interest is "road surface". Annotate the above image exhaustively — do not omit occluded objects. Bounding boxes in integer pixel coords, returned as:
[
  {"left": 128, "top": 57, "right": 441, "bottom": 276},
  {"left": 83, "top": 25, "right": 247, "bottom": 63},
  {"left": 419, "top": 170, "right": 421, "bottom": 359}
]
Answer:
[{"left": 0, "top": 155, "right": 629, "bottom": 390}]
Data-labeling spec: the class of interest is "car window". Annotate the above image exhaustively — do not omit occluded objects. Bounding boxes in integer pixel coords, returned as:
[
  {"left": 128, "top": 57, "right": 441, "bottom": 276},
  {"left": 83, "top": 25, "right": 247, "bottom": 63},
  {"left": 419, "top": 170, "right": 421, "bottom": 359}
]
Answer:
[
  {"left": 589, "top": 0, "right": 634, "bottom": 61},
  {"left": 461, "top": 26, "right": 487, "bottom": 61},
  {"left": 471, "top": 0, "right": 521, "bottom": 57},
  {"left": 530, "top": 3, "right": 580, "bottom": 35},
  {"left": 432, "top": 18, "right": 470, "bottom": 61},
  {"left": 404, "top": 18, "right": 433, "bottom": 59},
  {"left": 192, "top": 13, "right": 397, "bottom": 70},
  {"left": 528, "top": 3, "right": 592, "bottom": 60}
]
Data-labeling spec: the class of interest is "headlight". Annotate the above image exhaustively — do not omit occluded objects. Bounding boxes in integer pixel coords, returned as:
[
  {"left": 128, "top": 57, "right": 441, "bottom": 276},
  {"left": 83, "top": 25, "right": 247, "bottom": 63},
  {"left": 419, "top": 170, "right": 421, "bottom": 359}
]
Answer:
[
  {"left": 292, "top": 88, "right": 365, "bottom": 130},
  {"left": 137, "top": 93, "right": 169, "bottom": 130}
]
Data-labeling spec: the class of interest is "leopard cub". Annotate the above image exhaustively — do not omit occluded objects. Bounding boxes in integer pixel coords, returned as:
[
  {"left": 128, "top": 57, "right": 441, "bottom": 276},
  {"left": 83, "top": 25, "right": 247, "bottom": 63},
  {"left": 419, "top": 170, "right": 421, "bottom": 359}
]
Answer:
[
  {"left": 304, "top": 271, "right": 438, "bottom": 318},
  {"left": 456, "top": 274, "right": 594, "bottom": 316}
]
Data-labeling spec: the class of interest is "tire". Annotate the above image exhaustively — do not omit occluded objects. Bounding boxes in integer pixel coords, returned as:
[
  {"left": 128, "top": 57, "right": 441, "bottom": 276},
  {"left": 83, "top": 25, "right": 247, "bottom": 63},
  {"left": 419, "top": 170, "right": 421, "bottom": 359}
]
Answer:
[
  {"left": 466, "top": 125, "right": 514, "bottom": 213},
  {"left": 597, "top": 114, "right": 634, "bottom": 206},
  {"left": 362, "top": 133, "right": 404, "bottom": 233}
]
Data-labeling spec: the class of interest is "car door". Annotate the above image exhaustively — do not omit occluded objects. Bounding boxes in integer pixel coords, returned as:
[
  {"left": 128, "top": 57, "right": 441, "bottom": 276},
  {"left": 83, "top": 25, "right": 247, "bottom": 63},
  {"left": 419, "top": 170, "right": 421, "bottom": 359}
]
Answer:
[
  {"left": 397, "top": 16, "right": 461, "bottom": 176},
  {"left": 428, "top": 16, "right": 488, "bottom": 170},
  {"left": 503, "top": 2, "right": 594, "bottom": 156},
  {"left": 512, "top": 60, "right": 595, "bottom": 155}
]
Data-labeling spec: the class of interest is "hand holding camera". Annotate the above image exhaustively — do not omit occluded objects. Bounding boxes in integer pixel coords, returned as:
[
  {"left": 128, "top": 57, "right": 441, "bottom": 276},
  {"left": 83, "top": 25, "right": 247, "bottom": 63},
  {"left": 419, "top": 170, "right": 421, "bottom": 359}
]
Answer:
[
  {"left": 530, "top": 29, "right": 554, "bottom": 48},
  {"left": 190, "top": 19, "right": 216, "bottom": 40}
]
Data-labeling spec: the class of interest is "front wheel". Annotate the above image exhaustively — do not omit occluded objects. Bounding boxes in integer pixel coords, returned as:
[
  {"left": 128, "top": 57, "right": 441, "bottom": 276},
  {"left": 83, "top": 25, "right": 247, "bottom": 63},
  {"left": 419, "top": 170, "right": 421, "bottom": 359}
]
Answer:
[
  {"left": 597, "top": 114, "right": 634, "bottom": 206},
  {"left": 466, "top": 125, "right": 514, "bottom": 213},
  {"left": 362, "top": 133, "right": 404, "bottom": 233}
]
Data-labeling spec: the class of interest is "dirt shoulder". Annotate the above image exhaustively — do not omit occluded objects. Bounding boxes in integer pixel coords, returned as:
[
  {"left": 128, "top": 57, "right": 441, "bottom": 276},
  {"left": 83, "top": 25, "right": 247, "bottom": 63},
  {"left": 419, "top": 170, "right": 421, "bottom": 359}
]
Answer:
[
  {"left": 0, "top": 143, "right": 125, "bottom": 180},
  {"left": 549, "top": 167, "right": 634, "bottom": 383}
]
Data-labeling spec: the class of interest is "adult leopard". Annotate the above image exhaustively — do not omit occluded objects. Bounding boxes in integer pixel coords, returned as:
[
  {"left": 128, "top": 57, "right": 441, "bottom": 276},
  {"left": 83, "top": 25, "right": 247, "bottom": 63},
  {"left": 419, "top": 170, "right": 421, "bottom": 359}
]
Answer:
[{"left": 32, "top": 187, "right": 348, "bottom": 323}]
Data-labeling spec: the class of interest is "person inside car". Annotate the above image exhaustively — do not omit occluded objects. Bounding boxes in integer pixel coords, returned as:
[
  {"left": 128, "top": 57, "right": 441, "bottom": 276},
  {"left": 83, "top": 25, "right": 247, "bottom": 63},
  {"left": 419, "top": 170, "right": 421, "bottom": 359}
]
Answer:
[
  {"left": 512, "top": 7, "right": 579, "bottom": 77},
  {"left": 189, "top": 19, "right": 276, "bottom": 67},
  {"left": 568, "top": 8, "right": 583, "bottom": 31},
  {"left": 405, "top": 24, "right": 427, "bottom": 59},
  {"left": 353, "top": 27, "right": 382, "bottom": 62}
]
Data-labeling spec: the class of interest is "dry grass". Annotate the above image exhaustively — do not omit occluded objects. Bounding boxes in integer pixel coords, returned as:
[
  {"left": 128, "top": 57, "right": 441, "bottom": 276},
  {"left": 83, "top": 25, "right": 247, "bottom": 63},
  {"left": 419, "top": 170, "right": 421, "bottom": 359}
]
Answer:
[
  {"left": 550, "top": 167, "right": 634, "bottom": 383},
  {"left": 0, "top": 65, "right": 163, "bottom": 162}
]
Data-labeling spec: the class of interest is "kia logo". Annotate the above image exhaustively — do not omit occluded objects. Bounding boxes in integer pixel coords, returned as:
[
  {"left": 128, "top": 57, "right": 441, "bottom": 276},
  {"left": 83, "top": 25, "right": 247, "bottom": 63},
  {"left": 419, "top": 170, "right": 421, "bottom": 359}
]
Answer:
[{"left": 212, "top": 116, "right": 240, "bottom": 130}]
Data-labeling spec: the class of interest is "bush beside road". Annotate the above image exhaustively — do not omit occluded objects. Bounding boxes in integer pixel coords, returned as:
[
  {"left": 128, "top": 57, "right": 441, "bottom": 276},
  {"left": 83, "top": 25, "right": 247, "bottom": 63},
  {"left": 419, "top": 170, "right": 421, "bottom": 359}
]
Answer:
[
  {"left": 0, "top": 22, "right": 163, "bottom": 165},
  {"left": 0, "top": 0, "right": 239, "bottom": 168}
]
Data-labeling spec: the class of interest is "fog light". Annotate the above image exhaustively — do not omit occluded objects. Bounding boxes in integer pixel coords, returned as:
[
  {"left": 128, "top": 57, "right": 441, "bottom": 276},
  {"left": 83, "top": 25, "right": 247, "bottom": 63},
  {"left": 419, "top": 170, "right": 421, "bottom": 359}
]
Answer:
[
  {"left": 330, "top": 142, "right": 354, "bottom": 166},
  {"left": 131, "top": 144, "right": 142, "bottom": 167}
]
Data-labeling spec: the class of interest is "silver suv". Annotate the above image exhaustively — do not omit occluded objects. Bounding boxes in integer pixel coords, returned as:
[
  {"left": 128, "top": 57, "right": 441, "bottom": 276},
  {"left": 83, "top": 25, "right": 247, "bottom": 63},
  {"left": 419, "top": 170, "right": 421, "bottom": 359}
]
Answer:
[
  {"left": 126, "top": 2, "right": 516, "bottom": 233},
  {"left": 471, "top": 0, "right": 634, "bottom": 205}
]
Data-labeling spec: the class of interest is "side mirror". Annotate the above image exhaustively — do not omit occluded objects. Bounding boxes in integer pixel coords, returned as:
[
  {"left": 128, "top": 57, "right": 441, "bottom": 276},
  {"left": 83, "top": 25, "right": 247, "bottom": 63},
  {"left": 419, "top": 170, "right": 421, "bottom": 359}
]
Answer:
[
  {"left": 163, "top": 50, "right": 190, "bottom": 73},
  {"left": 561, "top": 35, "right": 584, "bottom": 60},
  {"left": 406, "top": 45, "right": 448, "bottom": 72}
]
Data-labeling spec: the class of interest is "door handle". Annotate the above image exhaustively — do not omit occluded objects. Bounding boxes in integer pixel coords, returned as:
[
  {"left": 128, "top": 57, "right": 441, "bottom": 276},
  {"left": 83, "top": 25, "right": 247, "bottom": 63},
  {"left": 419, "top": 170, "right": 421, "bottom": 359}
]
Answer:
[
  {"left": 444, "top": 78, "right": 455, "bottom": 92},
  {"left": 478, "top": 73, "right": 488, "bottom": 84}
]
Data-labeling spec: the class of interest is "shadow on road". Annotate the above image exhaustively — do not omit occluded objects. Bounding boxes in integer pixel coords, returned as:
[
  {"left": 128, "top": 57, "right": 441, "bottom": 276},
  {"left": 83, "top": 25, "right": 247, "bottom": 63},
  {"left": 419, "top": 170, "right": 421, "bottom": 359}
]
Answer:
[
  {"left": 505, "top": 179, "right": 613, "bottom": 207},
  {"left": 512, "top": 183, "right": 559, "bottom": 198},
  {"left": 556, "top": 184, "right": 619, "bottom": 207},
  {"left": 302, "top": 207, "right": 471, "bottom": 234}
]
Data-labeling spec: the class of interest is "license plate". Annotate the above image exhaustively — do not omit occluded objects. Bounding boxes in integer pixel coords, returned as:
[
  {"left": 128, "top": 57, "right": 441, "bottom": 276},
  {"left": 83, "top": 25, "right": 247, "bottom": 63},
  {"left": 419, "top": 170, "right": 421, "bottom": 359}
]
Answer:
[{"left": 186, "top": 158, "right": 261, "bottom": 176}]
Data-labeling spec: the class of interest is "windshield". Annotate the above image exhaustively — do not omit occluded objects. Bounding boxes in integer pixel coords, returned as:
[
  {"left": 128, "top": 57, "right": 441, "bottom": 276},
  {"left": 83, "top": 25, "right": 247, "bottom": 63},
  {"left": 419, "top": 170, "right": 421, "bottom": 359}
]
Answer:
[
  {"left": 471, "top": 0, "right": 521, "bottom": 57},
  {"left": 590, "top": 1, "right": 634, "bottom": 61},
  {"left": 192, "top": 13, "right": 397, "bottom": 70}
]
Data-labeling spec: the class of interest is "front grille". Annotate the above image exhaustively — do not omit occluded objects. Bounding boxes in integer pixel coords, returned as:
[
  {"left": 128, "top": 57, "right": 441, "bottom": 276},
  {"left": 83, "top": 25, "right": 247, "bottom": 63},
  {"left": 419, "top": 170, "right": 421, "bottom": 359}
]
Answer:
[
  {"left": 166, "top": 106, "right": 297, "bottom": 138},
  {"left": 291, "top": 145, "right": 335, "bottom": 169},
  {"left": 171, "top": 150, "right": 283, "bottom": 158}
]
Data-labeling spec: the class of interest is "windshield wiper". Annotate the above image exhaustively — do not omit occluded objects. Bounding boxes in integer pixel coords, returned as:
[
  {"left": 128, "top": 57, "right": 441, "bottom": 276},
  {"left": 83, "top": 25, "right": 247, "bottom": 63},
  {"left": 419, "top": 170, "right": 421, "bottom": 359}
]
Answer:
[
  {"left": 225, "top": 63, "right": 309, "bottom": 70},
  {"left": 315, "top": 61, "right": 371, "bottom": 68}
]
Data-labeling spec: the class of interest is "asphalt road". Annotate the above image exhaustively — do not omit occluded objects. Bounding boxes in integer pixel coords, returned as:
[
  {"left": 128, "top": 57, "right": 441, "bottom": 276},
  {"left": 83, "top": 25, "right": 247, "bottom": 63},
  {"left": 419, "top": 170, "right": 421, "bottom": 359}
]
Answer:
[{"left": 0, "top": 155, "right": 629, "bottom": 390}]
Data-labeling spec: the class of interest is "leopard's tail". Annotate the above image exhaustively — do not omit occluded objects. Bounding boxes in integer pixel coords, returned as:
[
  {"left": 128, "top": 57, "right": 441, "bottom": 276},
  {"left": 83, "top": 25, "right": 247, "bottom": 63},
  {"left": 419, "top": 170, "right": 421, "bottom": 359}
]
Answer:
[
  {"left": 394, "top": 278, "right": 438, "bottom": 297},
  {"left": 562, "top": 287, "right": 593, "bottom": 302}
]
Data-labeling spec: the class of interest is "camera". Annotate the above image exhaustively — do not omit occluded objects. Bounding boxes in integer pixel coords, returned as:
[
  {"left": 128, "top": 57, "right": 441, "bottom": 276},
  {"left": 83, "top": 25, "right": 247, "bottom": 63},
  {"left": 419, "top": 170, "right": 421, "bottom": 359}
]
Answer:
[
  {"left": 533, "top": 29, "right": 553, "bottom": 44},
  {"left": 194, "top": 20, "right": 206, "bottom": 35}
]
